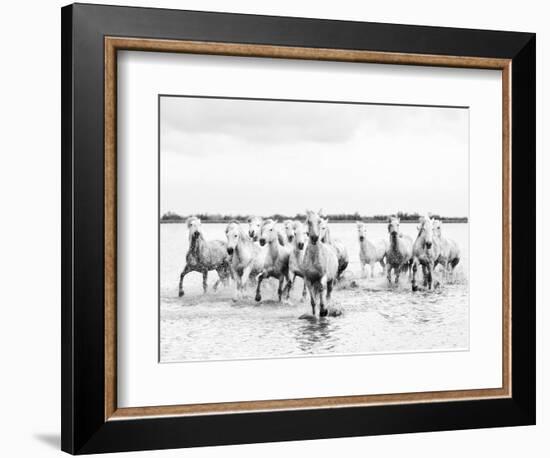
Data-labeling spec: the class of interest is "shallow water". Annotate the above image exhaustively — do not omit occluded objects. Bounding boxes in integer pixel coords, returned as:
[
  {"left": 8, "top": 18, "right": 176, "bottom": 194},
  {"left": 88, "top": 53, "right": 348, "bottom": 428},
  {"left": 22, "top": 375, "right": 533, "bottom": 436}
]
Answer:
[{"left": 160, "top": 222, "right": 469, "bottom": 362}]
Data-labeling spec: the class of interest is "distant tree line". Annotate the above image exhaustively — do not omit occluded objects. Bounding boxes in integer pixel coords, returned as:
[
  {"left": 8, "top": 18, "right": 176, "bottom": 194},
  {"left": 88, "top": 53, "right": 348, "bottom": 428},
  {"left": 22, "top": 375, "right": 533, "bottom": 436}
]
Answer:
[{"left": 160, "top": 211, "right": 468, "bottom": 224}]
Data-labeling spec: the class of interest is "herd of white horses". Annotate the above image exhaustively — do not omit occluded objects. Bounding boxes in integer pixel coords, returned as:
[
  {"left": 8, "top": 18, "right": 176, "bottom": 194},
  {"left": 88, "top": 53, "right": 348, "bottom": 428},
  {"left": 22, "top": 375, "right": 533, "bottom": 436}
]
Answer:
[{"left": 177, "top": 210, "right": 461, "bottom": 317}]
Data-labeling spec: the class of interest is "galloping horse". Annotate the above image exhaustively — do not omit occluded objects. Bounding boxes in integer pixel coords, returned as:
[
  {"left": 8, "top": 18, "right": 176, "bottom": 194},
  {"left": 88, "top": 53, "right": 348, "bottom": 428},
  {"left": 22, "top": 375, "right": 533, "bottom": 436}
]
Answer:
[
  {"left": 385, "top": 216, "right": 413, "bottom": 285},
  {"left": 319, "top": 215, "right": 348, "bottom": 279},
  {"left": 433, "top": 219, "right": 461, "bottom": 281},
  {"left": 286, "top": 220, "right": 308, "bottom": 300},
  {"left": 356, "top": 221, "right": 387, "bottom": 278},
  {"left": 247, "top": 216, "right": 263, "bottom": 242},
  {"left": 178, "top": 217, "right": 231, "bottom": 297},
  {"left": 302, "top": 210, "right": 339, "bottom": 317},
  {"left": 225, "top": 221, "right": 265, "bottom": 300},
  {"left": 255, "top": 220, "right": 292, "bottom": 302},
  {"left": 283, "top": 219, "right": 295, "bottom": 244},
  {"left": 411, "top": 215, "right": 441, "bottom": 291}
]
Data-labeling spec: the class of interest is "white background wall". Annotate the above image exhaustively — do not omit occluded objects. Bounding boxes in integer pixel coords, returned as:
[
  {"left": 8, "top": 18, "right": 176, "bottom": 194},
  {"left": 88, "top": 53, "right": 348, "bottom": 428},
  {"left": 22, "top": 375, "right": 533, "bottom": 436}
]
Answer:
[{"left": 0, "top": 1, "right": 544, "bottom": 456}]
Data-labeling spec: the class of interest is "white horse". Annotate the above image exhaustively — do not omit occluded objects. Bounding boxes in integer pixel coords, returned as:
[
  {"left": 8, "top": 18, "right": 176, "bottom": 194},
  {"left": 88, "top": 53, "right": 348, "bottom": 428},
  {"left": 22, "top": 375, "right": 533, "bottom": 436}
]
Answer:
[
  {"left": 302, "top": 210, "right": 339, "bottom": 317},
  {"left": 385, "top": 216, "right": 413, "bottom": 285},
  {"left": 247, "top": 216, "right": 263, "bottom": 242},
  {"left": 433, "top": 219, "right": 461, "bottom": 281},
  {"left": 319, "top": 216, "right": 349, "bottom": 279},
  {"left": 283, "top": 219, "right": 295, "bottom": 244},
  {"left": 285, "top": 220, "right": 308, "bottom": 301},
  {"left": 356, "top": 221, "right": 387, "bottom": 278},
  {"left": 178, "top": 217, "right": 231, "bottom": 297},
  {"left": 225, "top": 221, "right": 265, "bottom": 300},
  {"left": 255, "top": 220, "right": 292, "bottom": 302},
  {"left": 411, "top": 215, "right": 441, "bottom": 291}
]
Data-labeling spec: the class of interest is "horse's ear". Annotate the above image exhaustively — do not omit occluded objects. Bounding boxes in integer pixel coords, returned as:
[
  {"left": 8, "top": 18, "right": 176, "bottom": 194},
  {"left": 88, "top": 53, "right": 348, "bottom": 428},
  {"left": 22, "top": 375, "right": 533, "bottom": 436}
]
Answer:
[{"left": 197, "top": 218, "right": 201, "bottom": 224}]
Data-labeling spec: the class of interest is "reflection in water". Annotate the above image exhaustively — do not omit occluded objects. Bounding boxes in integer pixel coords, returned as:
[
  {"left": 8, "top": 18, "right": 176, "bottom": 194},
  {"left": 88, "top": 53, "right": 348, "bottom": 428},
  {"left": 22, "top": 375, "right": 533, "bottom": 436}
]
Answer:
[
  {"left": 160, "top": 222, "right": 469, "bottom": 362},
  {"left": 295, "top": 317, "right": 340, "bottom": 354}
]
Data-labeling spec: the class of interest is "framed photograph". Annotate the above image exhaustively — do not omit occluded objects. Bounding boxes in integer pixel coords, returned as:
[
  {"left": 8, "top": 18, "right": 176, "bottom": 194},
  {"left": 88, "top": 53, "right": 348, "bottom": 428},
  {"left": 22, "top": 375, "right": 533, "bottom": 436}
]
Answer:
[{"left": 61, "top": 3, "right": 536, "bottom": 454}]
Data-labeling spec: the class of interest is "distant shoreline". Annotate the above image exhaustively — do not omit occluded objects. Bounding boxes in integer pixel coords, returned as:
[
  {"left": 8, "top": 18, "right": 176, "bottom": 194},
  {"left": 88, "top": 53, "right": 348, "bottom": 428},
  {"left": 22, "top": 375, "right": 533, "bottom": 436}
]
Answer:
[{"left": 160, "top": 218, "right": 469, "bottom": 224}]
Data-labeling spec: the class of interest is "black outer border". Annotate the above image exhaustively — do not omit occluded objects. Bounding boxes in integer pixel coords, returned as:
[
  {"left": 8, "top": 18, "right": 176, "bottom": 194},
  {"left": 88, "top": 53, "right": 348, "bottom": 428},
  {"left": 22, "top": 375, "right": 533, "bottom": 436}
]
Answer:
[{"left": 61, "top": 3, "right": 536, "bottom": 454}]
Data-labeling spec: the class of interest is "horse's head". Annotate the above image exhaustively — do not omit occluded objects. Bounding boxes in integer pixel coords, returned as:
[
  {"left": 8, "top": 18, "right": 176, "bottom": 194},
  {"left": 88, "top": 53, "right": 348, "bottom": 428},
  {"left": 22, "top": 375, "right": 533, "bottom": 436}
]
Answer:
[
  {"left": 418, "top": 215, "right": 434, "bottom": 249},
  {"left": 283, "top": 219, "right": 295, "bottom": 243},
  {"left": 433, "top": 219, "right": 443, "bottom": 238},
  {"left": 305, "top": 209, "right": 322, "bottom": 245},
  {"left": 356, "top": 221, "right": 367, "bottom": 242},
  {"left": 259, "top": 219, "right": 277, "bottom": 246},
  {"left": 387, "top": 217, "right": 400, "bottom": 237},
  {"left": 186, "top": 216, "right": 202, "bottom": 241},
  {"left": 247, "top": 216, "right": 262, "bottom": 241},
  {"left": 319, "top": 217, "right": 330, "bottom": 243},
  {"left": 293, "top": 221, "right": 307, "bottom": 250},
  {"left": 225, "top": 221, "right": 241, "bottom": 255}
]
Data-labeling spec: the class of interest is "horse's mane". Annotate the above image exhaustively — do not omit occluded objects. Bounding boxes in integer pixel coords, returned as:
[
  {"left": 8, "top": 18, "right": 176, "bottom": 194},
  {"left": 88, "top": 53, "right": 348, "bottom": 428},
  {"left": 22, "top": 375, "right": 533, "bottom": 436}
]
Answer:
[
  {"left": 261, "top": 218, "right": 274, "bottom": 228},
  {"left": 226, "top": 220, "right": 247, "bottom": 238}
]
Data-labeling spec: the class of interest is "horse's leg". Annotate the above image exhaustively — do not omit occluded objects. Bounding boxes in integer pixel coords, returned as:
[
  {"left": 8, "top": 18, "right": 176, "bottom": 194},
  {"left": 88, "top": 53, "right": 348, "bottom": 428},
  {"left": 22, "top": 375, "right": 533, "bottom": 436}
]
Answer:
[
  {"left": 300, "top": 275, "right": 307, "bottom": 302},
  {"left": 277, "top": 276, "right": 285, "bottom": 302},
  {"left": 232, "top": 271, "right": 242, "bottom": 302},
  {"left": 422, "top": 264, "right": 428, "bottom": 287},
  {"left": 212, "top": 267, "right": 225, "bottom": 292},
  {"left": 326, "top": 279, "right": 333, "bottom": 302},
  {"left": 255, "top": 271, "right": 265, "bottom": 302},
  {"left": 411, "top": 259, "right": 419, "bottom": 292},
  {"left": 361, "top": 262, "right": 366, "bottom": 278},
  {"left": 178, "top": 264, "right": 192, "bottom": 297},
  {"left": 213, "top": 265, "right": 228, "bottom": 291},
  {"left": 285, "top": 271, "right": 294, "bottom": 297},
  {"left": 202, "top": 270, "right": 208, "bottom": 294},
  {"left": 428, "top": 262, "right": 434, "bottom": 290},
  {"left": 307, "top": 280, "right": 316, "bottom": 316},
  {"left": 370, "top": 262, "right": 376, "bottom": 279},
  {"left": 386, "top": 263, "right": 392, "bottom": 285},
  {"left": 241, "top": 265, "right": 254, "bottom": 297},
  {"left": 379, "top": 257, "right": 386, "bottom": 276},
  {"left": 319, "top": 275, "right": 328, "bottom": 317},
  {"left": 395, "top": 264, "right": 401, "bottom": 285},
  {"left": 212, "top": 277, "right": 220, "bottom": 292},
  {"left": 290, "top": 273, "right": 298, "bottom": 299}
]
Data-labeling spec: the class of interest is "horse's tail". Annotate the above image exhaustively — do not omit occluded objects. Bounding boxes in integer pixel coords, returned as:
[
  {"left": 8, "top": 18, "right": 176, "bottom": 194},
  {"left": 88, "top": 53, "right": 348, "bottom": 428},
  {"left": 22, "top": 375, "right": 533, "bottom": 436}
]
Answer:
[
  {"left": 450, "top": 256, "right": 460, "bottom": 269},
  {"left": 337, "top": 260, "right": 348, "bottom": 279}
]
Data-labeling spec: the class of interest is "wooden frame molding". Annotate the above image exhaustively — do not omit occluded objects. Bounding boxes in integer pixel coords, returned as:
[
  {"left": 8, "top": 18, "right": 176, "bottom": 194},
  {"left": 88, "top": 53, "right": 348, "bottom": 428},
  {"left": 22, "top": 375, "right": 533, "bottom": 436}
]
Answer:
[{"left": 104, "top": 36, "right": 512, "bottom": 421}]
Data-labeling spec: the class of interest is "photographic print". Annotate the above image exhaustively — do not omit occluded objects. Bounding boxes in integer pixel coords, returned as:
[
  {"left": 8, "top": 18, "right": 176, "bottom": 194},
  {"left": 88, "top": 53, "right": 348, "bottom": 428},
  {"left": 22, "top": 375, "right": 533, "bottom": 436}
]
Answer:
[{"left": 160, "top": 95, "right": 469, "bottom": 363}]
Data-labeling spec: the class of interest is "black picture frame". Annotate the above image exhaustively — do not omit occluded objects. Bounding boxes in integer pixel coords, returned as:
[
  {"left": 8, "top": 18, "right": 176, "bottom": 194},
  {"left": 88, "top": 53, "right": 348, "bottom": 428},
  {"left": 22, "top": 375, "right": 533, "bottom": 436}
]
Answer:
[{"left": 61, "top": 3, "right": 535, "bottom": 454}]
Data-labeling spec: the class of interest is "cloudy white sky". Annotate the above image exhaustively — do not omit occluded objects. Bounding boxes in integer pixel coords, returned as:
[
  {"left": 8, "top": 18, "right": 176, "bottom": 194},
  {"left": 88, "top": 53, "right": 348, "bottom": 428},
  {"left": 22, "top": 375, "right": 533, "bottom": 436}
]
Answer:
[{"left": 160, "top": 96, "right": 468, "bottom": 217}]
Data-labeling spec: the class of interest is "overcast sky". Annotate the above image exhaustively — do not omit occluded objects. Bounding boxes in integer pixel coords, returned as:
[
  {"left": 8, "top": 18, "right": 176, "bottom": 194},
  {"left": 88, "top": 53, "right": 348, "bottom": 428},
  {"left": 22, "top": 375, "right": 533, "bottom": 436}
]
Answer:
[{"left": 160, "top": 96, "right": 468, "bottom": 217}]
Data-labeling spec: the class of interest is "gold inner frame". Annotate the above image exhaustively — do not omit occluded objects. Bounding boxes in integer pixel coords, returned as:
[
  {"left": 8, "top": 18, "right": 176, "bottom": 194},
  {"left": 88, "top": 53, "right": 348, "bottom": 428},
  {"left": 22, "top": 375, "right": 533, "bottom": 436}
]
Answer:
[{"left": 104, "top": 37, "right": 512, "bottom": 421}]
